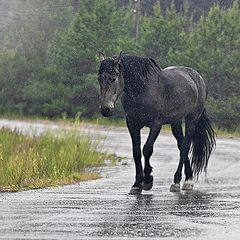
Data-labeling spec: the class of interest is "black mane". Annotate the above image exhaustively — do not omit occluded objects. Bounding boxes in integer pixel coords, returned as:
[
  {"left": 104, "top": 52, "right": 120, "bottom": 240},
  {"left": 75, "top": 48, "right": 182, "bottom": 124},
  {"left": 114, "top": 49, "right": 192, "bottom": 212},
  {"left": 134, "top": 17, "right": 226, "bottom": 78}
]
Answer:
[{"left": 120, "top": 55, "right": 162, "bottom": 95}]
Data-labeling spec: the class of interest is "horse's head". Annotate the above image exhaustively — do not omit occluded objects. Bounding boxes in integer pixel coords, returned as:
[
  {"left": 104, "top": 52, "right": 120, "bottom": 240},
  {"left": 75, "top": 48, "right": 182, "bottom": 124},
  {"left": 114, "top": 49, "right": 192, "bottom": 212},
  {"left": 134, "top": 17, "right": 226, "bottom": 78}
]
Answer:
[{"left": 98, "top": 51, "right": 124, "bottom": 117}]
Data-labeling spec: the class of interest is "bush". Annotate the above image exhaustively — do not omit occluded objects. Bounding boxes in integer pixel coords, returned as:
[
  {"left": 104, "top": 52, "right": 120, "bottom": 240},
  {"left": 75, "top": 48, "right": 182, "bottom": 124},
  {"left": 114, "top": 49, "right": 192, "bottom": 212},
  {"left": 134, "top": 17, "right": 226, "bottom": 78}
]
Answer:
[{"left": 207, "top": 96, "right": 240, "bottom": 131}]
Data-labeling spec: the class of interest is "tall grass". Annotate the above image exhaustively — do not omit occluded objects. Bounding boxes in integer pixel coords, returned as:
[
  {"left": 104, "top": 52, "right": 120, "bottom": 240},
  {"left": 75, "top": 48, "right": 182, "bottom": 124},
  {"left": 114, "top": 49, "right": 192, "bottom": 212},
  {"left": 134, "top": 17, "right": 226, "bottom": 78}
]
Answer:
[{"left": 0, "top": 128, "right": 110, "bottom": 191}]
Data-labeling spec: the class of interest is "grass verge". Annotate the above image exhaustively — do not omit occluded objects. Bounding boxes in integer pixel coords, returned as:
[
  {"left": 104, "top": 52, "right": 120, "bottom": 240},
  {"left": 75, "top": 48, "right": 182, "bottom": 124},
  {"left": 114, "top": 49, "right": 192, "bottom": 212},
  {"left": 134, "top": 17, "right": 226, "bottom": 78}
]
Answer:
[
  {"left": 0, "top": 127, "right": 113, "bottom": 192},
  {"left": 1, "top": 114, "right": 239, "bottom": 138}
]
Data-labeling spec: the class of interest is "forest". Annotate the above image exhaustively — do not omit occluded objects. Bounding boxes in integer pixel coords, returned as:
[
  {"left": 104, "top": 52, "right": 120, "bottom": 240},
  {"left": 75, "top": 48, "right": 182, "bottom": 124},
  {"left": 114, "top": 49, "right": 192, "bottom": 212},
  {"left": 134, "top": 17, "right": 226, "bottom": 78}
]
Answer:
[{"left": 0, "top": 0, "right": 239, "bottom": 131}]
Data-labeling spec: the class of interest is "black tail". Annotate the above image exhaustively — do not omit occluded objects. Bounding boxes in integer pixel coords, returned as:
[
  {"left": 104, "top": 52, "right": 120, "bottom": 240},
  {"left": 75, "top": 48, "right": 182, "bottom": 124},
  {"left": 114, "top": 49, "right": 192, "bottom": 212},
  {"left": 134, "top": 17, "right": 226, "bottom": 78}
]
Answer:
[{"left": 190, "top": 109, "right": 216, "bottom": 178}]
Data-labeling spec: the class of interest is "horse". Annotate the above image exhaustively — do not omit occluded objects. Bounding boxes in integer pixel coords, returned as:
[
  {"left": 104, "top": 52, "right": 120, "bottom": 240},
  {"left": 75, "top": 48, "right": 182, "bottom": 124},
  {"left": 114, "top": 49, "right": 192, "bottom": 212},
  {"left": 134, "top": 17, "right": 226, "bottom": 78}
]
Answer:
[{"left": 97, "top": 51, "right": 216, "bottom": 195}]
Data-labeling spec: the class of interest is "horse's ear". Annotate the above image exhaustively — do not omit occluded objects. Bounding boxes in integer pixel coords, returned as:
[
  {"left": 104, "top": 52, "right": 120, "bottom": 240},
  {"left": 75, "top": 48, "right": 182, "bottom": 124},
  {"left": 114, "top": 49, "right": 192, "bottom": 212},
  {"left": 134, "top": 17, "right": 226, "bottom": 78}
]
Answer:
[
  {"left": 114, "top": 50, "right": 123, "bottom": 65},
  {"left": 99, "top": 52, "right": 106, "bottom": 62}
]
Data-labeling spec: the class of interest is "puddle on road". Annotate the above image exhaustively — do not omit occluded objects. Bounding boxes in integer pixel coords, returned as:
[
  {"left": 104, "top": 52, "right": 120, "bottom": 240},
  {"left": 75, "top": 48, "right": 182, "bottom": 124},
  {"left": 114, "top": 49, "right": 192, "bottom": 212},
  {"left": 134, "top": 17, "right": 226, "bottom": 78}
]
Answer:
[{"left": 88, "top": 189, "right": 240, "bottom": 239}]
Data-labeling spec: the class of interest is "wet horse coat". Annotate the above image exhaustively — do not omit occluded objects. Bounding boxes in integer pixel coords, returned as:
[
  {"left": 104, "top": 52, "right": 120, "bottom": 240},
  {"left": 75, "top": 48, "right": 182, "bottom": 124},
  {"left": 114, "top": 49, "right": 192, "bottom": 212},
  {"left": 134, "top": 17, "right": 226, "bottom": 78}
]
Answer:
[{"left": 98, "top": 52, "right": 215, "bottom": 194}]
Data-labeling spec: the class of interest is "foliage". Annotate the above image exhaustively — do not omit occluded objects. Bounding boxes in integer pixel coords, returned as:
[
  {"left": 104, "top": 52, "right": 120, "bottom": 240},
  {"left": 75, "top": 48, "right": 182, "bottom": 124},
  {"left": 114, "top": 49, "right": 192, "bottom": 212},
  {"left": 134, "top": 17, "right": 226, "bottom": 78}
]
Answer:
[
  {"left": 138, "top": 2, "right": 192, "bottom": 67},
  {"left": 0, "top": 0, "right": 74, "bottom": 115},
  {"left": 45, "top": 0, "right": 135, "bottom": 117},
  {"left": 0, "top": 127, "right": 109, "bottom": 191},
  {"left": 0, "top": 0, "right": 239, "bottom": 130},
  {"left": 171, "top": 2, "right": 240, "bottom": 99},
  {"left": 207, "top": 96, "right": 240, "bottom": 131}
]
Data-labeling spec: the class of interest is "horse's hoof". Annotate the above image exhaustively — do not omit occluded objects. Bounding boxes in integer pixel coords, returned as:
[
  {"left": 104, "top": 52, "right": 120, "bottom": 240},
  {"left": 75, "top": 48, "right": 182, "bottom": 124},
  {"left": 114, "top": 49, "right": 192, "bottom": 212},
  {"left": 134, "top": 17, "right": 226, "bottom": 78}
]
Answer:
[
  {"left": 170, "top": 183, "right": 180, "bottom": 192},
  {"left": 129, "top": 187, "right": 142, "bottom": 195},
  {"left": 142, "top": 175, "right": 153, "bottom": 191},
  {"left": 182, "top": 180, "right": 194, "bottom": 190},
  {"left": 142, "top": 181, "right": 153, "bottom": 191}
]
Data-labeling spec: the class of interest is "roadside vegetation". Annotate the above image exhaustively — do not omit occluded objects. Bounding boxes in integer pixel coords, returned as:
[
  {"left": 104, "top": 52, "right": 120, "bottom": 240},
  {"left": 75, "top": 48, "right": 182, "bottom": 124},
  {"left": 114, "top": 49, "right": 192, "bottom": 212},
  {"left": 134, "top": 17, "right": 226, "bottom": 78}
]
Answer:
[
  {"left": 1, "top": 112, "right": 239, "bottom": 138},
  {"left": 0, "top": 127, "right": 113, "bottom": 192}
]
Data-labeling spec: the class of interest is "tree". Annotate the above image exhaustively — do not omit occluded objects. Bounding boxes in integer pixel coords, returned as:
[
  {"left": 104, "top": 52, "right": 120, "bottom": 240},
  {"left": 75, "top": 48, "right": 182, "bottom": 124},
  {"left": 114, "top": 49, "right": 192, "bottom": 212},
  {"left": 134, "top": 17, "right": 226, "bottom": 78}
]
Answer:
[
  {"left": 47, "top": 0, "right": 135, "bottom": 117},
  {"left": 137, "top": 2, "right": 192, "bottom": 68},
  {"left": 169, "top": 1, "right": 240, "bottom": 130},
  {"left": 0, "top": 0, "right": 74, "bottom": 115},
  {"left": 172, "top": 2, "right": 240, "bottom": 99}
]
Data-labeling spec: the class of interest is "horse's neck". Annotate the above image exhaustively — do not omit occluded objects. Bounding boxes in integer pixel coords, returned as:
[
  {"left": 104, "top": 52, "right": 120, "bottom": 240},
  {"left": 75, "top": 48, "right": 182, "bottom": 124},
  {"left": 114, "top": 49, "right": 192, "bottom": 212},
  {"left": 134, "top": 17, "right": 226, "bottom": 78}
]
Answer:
[
  {"left": 123, "top": 75, "right": 145, "bottom": 97},
  {"left": 122, "top": 62, "right": 146, "bottom": 93}
]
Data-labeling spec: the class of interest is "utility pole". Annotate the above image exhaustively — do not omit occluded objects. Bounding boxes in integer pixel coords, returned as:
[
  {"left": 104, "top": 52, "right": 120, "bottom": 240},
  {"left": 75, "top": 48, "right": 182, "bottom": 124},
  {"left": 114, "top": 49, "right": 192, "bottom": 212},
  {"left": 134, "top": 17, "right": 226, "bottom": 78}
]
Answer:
[{"left": 133, "top": 0, "right": 141, "bottom": 39}]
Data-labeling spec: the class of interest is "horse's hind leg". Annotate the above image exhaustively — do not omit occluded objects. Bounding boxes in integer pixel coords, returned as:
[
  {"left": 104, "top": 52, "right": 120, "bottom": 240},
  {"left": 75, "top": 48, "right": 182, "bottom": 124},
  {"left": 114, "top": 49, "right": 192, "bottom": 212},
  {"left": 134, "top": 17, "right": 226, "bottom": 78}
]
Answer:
[
  {"left": 171, "top": 122, "right": 193, "bottom": 183},
  {"left": 170, "top": 122, "right": 183, "bottom": 192},
  {"left": 170, "top": 120, "right": 194, "bottom": 192},
  {"left": 142, "top": 123, "right": 162, "bottom": 191}
]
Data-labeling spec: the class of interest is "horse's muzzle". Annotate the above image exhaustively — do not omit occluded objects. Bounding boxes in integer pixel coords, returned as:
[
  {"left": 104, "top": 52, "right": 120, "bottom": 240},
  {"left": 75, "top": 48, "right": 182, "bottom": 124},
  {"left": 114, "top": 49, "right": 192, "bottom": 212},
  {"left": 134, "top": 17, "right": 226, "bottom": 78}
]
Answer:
[{"left": 101, "top": 106, "right": 114, "bottom": 117}]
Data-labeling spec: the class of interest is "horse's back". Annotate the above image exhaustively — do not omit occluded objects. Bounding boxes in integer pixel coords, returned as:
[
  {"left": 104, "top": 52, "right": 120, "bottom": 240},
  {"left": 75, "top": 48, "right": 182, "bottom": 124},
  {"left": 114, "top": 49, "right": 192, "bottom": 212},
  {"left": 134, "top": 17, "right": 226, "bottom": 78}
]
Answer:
[
  {"left": 155, "top": 66, "right": 207, "bottom": 121},
  {"left": 162, "top": 66, "right": 206, "bottom": 102},
  {"left": 163, "top": 66, "right": 206, "bottom": 90}
]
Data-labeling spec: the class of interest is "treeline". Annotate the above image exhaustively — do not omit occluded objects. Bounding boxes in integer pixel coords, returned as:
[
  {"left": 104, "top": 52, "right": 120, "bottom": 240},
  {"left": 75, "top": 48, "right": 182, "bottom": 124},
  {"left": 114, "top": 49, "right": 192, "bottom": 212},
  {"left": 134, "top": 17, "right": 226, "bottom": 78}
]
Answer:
[{"left": 0, "top": 0, "right": 239, "bottom": 131}]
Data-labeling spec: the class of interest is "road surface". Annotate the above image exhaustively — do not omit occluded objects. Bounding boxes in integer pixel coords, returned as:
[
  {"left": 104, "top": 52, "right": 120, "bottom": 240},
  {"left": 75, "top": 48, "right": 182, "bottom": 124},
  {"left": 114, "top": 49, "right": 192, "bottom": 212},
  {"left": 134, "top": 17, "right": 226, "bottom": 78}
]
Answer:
[{"left": 0, "top": 119, "right": 240, "bottom": 239}]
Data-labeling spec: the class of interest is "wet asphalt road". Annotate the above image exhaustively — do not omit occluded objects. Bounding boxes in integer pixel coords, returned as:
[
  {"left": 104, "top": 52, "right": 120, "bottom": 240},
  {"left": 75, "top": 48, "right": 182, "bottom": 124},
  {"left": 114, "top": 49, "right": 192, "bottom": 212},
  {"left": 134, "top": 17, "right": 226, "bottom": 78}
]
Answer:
[{"left": 0, "top": 120, "right": 240, "bottom": 239}]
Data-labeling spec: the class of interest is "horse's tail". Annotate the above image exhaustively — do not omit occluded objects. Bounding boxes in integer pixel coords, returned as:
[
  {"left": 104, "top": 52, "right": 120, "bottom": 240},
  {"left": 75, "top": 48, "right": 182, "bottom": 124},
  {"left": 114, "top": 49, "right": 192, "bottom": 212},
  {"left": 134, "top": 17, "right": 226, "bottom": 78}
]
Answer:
[{"left": 190, "top": 109, "right": 216, "bottom": 178}]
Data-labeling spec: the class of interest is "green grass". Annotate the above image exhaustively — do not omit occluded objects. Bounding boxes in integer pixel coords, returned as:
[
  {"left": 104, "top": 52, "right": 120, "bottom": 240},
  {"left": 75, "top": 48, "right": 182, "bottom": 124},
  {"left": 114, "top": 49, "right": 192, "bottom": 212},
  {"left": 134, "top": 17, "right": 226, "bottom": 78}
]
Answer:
[
  {"left": 83, "top": 116, "right": 126, "bottom": 127},
  {"left": 214, "top": 128, "right": 240, "bottom": 138},
  {"left": 1, "top": 113, "right": 239, "bottom": 138},
  {"left": 56, "top": 115, "right": 240, "bottom": 138},
  {"left": 0, "top": 128, "right": 113, "bottom": 192}
]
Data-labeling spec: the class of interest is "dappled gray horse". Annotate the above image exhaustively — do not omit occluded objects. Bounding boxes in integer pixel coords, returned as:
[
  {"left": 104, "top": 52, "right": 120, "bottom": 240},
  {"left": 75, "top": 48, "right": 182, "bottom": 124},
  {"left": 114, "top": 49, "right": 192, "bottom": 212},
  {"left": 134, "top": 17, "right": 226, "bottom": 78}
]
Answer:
[{"left": 98, "top": 51, "right": 215, "bottom": 194}]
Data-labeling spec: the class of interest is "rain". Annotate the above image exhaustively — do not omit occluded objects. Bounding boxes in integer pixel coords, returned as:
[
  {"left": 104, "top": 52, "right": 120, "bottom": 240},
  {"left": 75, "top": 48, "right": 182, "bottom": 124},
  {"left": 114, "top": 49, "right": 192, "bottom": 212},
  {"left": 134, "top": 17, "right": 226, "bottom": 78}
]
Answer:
[{"left": 0, "top": 0, "right": 240, "bottom": 239}]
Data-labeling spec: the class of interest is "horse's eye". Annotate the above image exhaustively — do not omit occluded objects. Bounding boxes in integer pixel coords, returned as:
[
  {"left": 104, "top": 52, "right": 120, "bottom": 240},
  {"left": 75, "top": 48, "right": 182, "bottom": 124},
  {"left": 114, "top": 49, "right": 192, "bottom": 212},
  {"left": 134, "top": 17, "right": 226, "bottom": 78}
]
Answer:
[{"left": 110, "top": 77, "right": 116, "bottom": 83}]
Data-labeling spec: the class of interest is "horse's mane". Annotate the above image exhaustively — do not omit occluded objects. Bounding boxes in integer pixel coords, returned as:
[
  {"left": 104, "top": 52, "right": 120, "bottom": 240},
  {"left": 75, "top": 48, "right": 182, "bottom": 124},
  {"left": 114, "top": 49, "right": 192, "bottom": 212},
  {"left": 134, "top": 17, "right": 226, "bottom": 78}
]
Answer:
[
  {"left": 121, "top": 55, "right": 161, "bottom": 77},
  {"left": 120, "top": 55, "right": 162, "bottom": 95}
]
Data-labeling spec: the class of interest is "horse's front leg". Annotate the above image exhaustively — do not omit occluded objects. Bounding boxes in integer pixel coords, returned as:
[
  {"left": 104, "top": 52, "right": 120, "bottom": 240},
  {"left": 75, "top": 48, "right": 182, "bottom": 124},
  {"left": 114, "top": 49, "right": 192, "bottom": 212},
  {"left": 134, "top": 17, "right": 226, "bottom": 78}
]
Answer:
[
  {"left": 127, "top": 120, "right": 143, "bottom": 195},
  {"left": 142, "top": 123, "right": 162, "bottom": 191}
]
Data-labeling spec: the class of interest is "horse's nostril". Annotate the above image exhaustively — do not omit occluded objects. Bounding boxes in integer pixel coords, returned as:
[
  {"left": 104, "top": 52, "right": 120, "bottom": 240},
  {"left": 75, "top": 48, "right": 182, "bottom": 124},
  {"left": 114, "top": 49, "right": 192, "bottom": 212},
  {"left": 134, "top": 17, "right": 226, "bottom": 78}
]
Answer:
[{"left": 101, "top": 106, "right": 113, "bottom": 117}]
